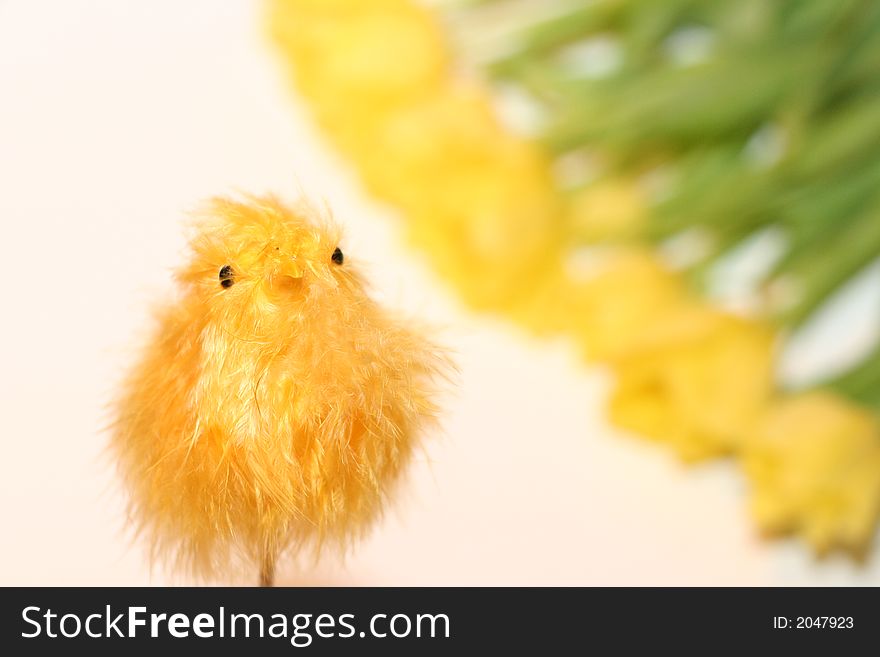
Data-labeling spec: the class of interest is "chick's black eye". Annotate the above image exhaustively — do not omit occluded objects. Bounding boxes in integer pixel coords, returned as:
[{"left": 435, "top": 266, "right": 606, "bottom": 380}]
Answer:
[
  {"left": 219, "top": 265, "right": 234, "bottom": 288},
  {"left": 331, "top": 247, "right": 344, "bottom": 265}
]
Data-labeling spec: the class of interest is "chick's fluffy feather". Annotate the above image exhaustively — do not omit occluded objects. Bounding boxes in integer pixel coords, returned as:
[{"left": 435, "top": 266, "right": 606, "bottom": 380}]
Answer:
[{"left": 112, "top": 196, "right": 446, "bottom": 580}]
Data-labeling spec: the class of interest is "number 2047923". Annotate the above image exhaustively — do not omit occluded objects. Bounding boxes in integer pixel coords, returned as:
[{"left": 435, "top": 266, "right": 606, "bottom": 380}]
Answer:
[{"left": 773, "top": 617, "right": 853, "bottom": 629}]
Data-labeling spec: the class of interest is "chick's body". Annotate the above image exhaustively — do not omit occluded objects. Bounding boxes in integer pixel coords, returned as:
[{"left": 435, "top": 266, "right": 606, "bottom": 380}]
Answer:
[{"left": 112, "top": 197, "right": 444, "bottom": 583}]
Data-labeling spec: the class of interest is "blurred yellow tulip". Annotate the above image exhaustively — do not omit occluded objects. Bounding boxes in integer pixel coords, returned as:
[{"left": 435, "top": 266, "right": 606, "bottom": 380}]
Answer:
[
  {"left": 353, "top": 87, "right": 561, "bottom": 309},
  {"left": 270, "top": 0, "right": 447, "bottom": 154},
  {"left": 352, "top": 86, "right": 510, "bottom": 208},
  {"left": 742, "top": 393, "right": 880, "bottom": 556},
  {"left": 513, "top": 247, "right": 687, "bottom": 361},
  {"left": 608, "top": 304, "right": 776, "bottom": 461}
]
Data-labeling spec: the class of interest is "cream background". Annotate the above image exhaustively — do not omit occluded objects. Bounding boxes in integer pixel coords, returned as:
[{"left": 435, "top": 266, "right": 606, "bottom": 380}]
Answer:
[{"left": 0, "top": 0, "right": 878, "bottom": 585}]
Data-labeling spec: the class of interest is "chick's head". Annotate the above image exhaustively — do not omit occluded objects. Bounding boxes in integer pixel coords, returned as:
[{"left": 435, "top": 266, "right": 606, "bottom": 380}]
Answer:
[
  {"left": 178, "top": 195, "right": 347, "bottom": 322},
  {"left": 176, "top": 195, "right": 431, "bottom": 407}
]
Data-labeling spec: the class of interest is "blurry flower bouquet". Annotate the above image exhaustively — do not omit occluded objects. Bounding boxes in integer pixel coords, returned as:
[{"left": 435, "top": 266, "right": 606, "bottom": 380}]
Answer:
[{"left": 269, "top": 0, "right": 880, "bottom": 557}]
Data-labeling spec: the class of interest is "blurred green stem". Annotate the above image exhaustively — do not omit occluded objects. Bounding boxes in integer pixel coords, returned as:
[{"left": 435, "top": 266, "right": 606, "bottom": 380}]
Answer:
[
  {"left": 773, "top": 208, "right": 880, "bottom": 327},
  {"left": 822, "top": 343, "right": 880, "bottom": 409},
  {"left": 487, "top": 1, "right": 625, "bottom": 78}
]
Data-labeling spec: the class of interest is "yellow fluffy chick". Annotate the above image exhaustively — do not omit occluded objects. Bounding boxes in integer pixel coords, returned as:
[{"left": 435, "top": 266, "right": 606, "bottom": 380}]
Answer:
[{"left": 112, "top": 196, "right": 446, "bottom": 585}]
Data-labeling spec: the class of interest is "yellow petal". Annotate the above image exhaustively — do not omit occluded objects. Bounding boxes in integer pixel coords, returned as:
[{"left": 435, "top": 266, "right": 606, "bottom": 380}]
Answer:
[
  {"left": 608, "top": 303, "right": 776, "bottom": 460},
  {"left": 742, "top": 392, "right": 880, "bottom": 556}
]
